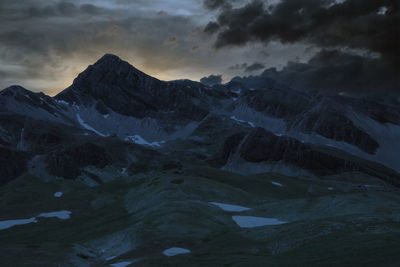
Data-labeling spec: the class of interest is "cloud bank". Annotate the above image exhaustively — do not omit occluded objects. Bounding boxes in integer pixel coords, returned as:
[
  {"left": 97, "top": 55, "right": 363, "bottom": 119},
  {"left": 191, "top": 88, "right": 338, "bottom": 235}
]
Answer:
[{"left": 205, "top": 0, "right": 399, "bottom": 94}]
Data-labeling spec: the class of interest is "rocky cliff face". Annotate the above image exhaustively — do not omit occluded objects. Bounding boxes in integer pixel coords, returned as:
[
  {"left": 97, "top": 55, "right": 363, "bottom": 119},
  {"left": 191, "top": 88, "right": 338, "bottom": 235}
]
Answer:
[{"left": 0, "top": 146, "right": 30, "bottom": 186}]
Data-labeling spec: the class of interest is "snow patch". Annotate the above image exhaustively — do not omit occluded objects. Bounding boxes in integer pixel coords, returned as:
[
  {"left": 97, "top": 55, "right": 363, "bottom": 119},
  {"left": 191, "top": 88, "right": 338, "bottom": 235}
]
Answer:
[
  {"left": 230, "top": 116, "right": 255, "bottom": 128},
  {"left": 0, "top": 218, "right": 37, "bottom": 230},
  {"left": 104, "top": 114, "right": 110, "bottom": 119},
  {"left": 54, "top": 192, "right": 63, "bottom": 198},
  {"left": 231, "top": 88, "right": 242, "bottom": 94},
  {"left": 377, "top": 6, "right": 387, "bottom": 15},
  {"left": 106, "top": 256, "right": 117, "bottom": 261},
  {"left": 125, "top": 135, "right": 164, "bottom": 147},
  {"left": 271, "top": 181, "right": 283, "bottom": 187},
  {"left": 110, "top": 262, "right": 132, "bottom": 267},
  {"left": 163, "top": 247, "right": 191, "bottom": 257},
  {"left": 232, "top": 216, "right": 287, "bottom": 228},
  {"left": 77, "top": 114, "right": 107, "bottom": 137},
  {"left": 56, "top": 100, "right": 69, "bottom": 106},
  {"left": 209, "top": 202, "right": 251, "bottom": 212},
  {"left": 328, "top": 187, "right": 334, "bottom": 191},
  {"left": 38, "top": 210, "right": 71, "bottom": 220},
  {"left": 0, "top": 210, "right": 71, "bottom": 230}
]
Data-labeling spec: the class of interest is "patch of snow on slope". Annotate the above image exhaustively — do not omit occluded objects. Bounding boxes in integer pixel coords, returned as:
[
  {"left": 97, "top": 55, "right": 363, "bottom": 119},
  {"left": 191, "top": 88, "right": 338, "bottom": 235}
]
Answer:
[
  {"left": 125, "top": 135, "right": 164, "bottom": 147},
  {"left": 0, "top": 218, "right": 37, "bottom": 230},
  {"left": 54, "top": 192, "right": 63, "bottom": 198},
  {"left": 271, "top": 181, "right": 283, "bottom": 187},
  {"left": 56, "top": 100, "right": 69, "bottom": 106},
  {"left": 377, "top": 6, "right": 387, "bottom": 15},
  {"left": 232, "top": 216, "right": 287, "bottom": 228},
  {"left": 110, "top": 262, "right": 132, "bottom": 267},
  {"left": 230, "top": 116, "right": 255, "bottom": 127},
  {"left": 231, "top": 104, "right": 286, "bottom": 133},
  {"left": 77, "top": 114, "right": 107, "bottom": 137},
  {"left": 209, "top": 202, "right": 251, "bottom": 212},
  {"left": 163, "top": 247, "right": 191, "bottom": 257},
  {"left": 38, "top": 210, "right": 71, "bottom": 220},
  {"left": 231, "top": 88, "right": 242, "bottom": 94},
  {"left": 0, "top": 210, "right": 72, "bottom": 230}
]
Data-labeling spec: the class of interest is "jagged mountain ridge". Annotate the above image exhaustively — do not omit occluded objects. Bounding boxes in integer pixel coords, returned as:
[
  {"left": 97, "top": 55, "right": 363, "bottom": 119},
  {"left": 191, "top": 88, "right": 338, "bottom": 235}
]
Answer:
[
  {"left": 1, "top": 54, "right": 400, "bottom": 187},
  {"left": 56, "top": 54, "right": 214, "bottom": 121}
]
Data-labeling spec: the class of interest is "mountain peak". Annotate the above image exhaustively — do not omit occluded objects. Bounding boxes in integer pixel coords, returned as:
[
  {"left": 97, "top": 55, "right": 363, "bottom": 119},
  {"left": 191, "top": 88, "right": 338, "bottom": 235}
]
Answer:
[
  {"left": 55, "top": 53, "right": 161, "bottom": 110},
  {"left": 0, "top": 85, "right": 33, "bottom": 97},
  {"left": 81, "top": 53, "right": 149, "bottom": 80},
  {"left": 1, "top": 85, "right": 28, "bottom": 92},
  {"left": 95, "top": 53, "right": 123, "bottom": 66},
  {"left": 64, "top": 53, "right": 152, "bottom": 94}
]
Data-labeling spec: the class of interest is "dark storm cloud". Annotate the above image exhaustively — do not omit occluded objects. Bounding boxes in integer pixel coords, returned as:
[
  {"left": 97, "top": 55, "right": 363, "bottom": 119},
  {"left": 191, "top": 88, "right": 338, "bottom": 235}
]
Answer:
[
  {"left": 228, "top": 62, "right": 265, "bottom": 72},
  {"left": 206, "top": 0, "right": 400, "bottom": 62},
  {"left": 205, "top": 0, "right": 400, "bottom": 93},
  {"left": 237, "top": 50, "right": 400, "bottom": 94},
  {"left": 200, "top": 74, "right": 223, "bottom": 86},
  {"left": 204, "top": 21, "right": 220, "bottom": 34},
  {"left": 245, "top": 62, "right": 265, "bottom": 72}
]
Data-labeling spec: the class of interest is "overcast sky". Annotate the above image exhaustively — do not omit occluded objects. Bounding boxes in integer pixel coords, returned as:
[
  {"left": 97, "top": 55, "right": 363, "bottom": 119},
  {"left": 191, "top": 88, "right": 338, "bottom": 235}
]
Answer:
[{"left": 0, "top": 0, "right": 398, "bottom": 95}]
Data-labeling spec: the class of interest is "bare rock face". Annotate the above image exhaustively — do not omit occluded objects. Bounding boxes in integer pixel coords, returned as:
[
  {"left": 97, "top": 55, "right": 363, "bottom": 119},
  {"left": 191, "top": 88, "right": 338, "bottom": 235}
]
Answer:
[
  {"left": 223, "top": 127, "right": 359, "bottom": 175},
  {"left": 244, "top": 85, "right": 313, "bottom": 119},
  {"left": 299, "top": 110, "right": 379, "bottom": 154},
  {"left": 333, "top": 95, "right": 400, "bottom": 125},
  {"left": 45, "top": 143, "right": 111, "bottom": 180},
  {"left": 222, "top": 127, "right": 400, "bottom": 187},
  {"left": 222, "top": 132, "right": 247, "bottom": 163}
]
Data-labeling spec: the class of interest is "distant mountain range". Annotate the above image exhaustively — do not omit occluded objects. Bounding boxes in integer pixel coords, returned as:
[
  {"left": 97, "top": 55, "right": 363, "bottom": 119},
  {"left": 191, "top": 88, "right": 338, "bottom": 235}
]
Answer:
[{"left": 1, "top": 54, "right": 400, "bottom": 187}]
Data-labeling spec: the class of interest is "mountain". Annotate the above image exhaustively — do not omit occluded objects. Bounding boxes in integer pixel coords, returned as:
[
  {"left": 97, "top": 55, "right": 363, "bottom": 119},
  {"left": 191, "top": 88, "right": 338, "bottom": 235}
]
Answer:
[{"left": 1, "top": 54, "right": 400, "bottom": 266}]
